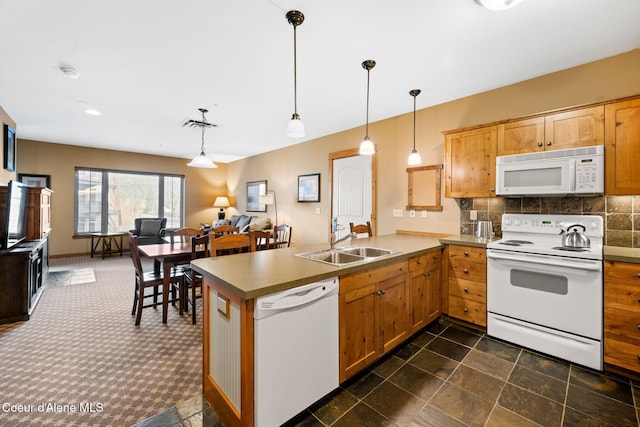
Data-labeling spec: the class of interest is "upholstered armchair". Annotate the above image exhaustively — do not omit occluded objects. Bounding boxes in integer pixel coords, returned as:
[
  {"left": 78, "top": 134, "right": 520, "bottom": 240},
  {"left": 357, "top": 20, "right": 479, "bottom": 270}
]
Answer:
[{"left": 130, "top": 217, "right": 167, "bottom": 245}]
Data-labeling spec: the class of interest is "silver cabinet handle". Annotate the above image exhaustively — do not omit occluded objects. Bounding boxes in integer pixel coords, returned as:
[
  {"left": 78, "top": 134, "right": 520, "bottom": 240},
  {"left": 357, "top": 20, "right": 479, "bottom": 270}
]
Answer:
[
  {"left": 463, "top": 268, "right": 469, "bottom": 274},
  {"left": 546, "top": 141, "right": 552, "bottom": 146},
  {"left": 464, "top": 251, "right": 469, "bottom": 256},
  {"left": 537, "top": 142, "right": 543, "bottom": 147},
  {"left": 417, "top": 259, "right": 422, "bottom": 264},
  {"left": 463, "top": 308, "right": 468, "bottom": 313},
  {"left": 464, "top": 287, "right": 469, "bottom": 293}
]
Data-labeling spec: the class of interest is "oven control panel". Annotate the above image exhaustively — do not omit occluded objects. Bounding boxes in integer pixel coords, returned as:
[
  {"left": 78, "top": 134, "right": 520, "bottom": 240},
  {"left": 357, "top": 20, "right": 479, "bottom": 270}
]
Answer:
[{"left": 501, "top": 214, "right": 603, "bottom": 236}]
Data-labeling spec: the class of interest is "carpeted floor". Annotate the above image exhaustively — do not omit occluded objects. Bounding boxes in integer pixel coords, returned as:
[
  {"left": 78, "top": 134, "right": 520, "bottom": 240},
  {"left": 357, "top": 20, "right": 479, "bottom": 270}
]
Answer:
[{"left": 0, "top": 255, "right": 202, "bottom": 426}]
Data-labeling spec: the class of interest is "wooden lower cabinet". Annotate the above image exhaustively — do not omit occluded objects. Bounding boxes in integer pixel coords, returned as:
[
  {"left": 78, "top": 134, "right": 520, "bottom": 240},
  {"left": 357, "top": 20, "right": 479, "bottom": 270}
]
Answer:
[
  {"left": 409, "top": 249, "right": 442, "bottom": 334},
  {"left": 339, "top": 259, "right": 410, "bottom": 382},
  {"left": 604, "top": 260, "right": 640, "bottom": 373},
  {"left": 447, "top": 244, "right": 487, "bottom": 327}
]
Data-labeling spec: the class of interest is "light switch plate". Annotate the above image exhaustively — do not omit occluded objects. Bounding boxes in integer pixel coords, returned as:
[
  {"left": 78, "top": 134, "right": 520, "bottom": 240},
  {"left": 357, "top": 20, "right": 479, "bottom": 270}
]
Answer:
[
  {"left": 421, "top": 210, "right": 428, "bottom": 218},
  {"left": 470, "top": 210, "right": 478, "bottom": 221},
  {"left": 393, "top": 209, "right": 403, "bottom": 217}
]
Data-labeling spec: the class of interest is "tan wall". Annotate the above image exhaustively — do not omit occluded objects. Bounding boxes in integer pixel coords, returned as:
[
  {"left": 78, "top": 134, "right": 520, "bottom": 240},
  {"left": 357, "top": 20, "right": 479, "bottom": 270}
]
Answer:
[
  {"left": 10, "top": 48, "right": 640, "bottom": 253},
  {"left": 0, "top": 106, "right": 17, "bottom": 185},
  {"left": 227, "top": 49, "right": 640, "bottom": 246},
  {"left": 17, "top": 140, "right": 227, "bottom": 256}
]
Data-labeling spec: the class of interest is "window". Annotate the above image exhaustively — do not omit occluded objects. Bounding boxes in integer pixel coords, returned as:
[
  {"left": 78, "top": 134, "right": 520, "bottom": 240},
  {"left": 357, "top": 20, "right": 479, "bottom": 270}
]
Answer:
[{"left": 74, "top": 168, "right": 185, "bottom": 235}]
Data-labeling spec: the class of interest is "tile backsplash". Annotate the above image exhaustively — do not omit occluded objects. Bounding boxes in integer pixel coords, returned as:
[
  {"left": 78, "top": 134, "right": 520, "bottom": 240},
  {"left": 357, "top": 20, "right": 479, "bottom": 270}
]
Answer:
[{"left": 457, "top": 195, "right": 640, "bottom": 248}]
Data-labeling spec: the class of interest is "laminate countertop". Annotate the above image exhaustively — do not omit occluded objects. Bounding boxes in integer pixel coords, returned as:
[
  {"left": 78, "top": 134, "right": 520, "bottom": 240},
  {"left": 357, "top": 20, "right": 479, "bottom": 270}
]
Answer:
[
  {"left": 191, "top": 233, "right": 443, "bottom": 300},
  {"left": 604, "top": 246, "right": 640, "bottom": 264}
]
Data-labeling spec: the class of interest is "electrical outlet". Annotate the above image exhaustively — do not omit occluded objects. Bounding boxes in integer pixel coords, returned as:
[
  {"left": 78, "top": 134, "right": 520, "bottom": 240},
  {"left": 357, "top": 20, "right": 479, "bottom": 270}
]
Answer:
[
  {"left": 421, "top": 210, "right": 428, "bottom": 218},
  {"left": 410, "top": 210, "right": 415, "bottom": 218},
  {"left": 470, "top": 210, "right": 478, "bottom": 221},
  {"left": 315, "top": 207, "right": 321, "bottom": 214},
  {"left": 393, "top": 209, "right": 403, "bottom": 217}
]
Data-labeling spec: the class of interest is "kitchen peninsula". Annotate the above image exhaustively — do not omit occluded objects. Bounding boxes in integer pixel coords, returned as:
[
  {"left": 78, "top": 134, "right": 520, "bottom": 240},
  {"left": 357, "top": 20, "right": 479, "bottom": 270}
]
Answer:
[{"left": 191, "top": 233, "right": 444, "bottom": 427}]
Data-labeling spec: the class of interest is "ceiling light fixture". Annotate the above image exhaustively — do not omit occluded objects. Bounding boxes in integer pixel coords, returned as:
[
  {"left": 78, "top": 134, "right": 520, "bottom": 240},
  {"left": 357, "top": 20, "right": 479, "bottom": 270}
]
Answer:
[
  {"left": 474, "top": 0, "right": 525, "bottom": 11},
  {"left": 407, "top": 89, "right": 422, "bottom": 166},
  {"left": 286, "top": 10, "right": 305, "bottom": 138},
  {"left": 60, "top": 66, "right": 80, "bottom": 79},
  {"left": 185, "top": 108, "right": 218, "bottom": 168},
  {"left": 359, "top": 60, "right": 376, "bottom": 155},
  {"left": 84, "top": 109, "right": 102, "bottom": 116}
]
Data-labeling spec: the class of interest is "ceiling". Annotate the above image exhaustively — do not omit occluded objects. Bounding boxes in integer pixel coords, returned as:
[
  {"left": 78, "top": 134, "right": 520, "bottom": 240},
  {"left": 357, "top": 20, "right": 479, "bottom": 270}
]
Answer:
[{"left": 1, "top": 0, "right": 639, "bottom": 164}]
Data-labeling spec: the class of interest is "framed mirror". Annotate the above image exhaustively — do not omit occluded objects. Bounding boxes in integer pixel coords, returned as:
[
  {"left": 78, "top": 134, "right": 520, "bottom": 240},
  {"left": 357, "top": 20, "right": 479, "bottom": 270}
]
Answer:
[{"left": 406, "top": 164, "right": 443, "bottom": 211}]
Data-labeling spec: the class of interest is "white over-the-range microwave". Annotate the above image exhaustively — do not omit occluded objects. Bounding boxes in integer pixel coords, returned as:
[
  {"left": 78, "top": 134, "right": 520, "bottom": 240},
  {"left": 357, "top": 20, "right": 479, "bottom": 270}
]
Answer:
[{"left": 495, "top": 145, "right": 604, "bottom": 197}]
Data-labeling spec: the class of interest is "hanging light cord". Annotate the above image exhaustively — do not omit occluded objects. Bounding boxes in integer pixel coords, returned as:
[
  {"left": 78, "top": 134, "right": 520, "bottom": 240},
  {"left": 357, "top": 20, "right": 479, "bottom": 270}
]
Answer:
[
  {"left": 365, "top": 68, "right": 371, "bottom": 137},
  {"left": 200, "top": 110, "right": 206, "bottom": 153},
  {"left": 292, "top": 23, "right": 298, "bottom": 117},
  {"left": 412, "top": 94, "right": 417, "bottom": 151}
]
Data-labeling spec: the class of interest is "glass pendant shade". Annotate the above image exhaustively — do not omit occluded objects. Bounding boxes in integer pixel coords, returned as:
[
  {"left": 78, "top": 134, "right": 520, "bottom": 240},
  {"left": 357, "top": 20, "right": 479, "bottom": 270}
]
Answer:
[
  {"left": 359, "top": 136, "right": 375, "bottom": 155},
  {"left": 408, "top": 150, "right": 422, "bottom": 165},
  {"left": 187, "top": 151, "right": 217, "bottom": 168},
  {"left": 475, "top": 0, "right": 525, "bottom": 11},
  {"left": 286, "top": 114, "right": 305, "bottom": 138}
]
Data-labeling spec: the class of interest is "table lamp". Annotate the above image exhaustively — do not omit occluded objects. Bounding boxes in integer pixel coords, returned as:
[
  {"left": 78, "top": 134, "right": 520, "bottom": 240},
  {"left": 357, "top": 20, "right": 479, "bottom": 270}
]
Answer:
[{"left": 213, "top": 196, "right": 231, "bottom": 220}]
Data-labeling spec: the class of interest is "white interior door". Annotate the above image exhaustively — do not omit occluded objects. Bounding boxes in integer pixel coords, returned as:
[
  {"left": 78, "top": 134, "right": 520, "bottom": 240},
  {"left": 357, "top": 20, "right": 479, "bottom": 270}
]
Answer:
[{"left": 332, "top": 155, "right": 372, "bottom": 239}]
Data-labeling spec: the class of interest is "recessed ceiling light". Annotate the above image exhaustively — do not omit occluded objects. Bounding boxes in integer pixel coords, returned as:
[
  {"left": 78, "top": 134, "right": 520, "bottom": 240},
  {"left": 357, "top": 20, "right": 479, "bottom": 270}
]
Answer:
[
  {"left": 474, "top": 0, "right": 525, "bottom": 11},
  {"left": 60, "top": 66, "right": 80, "bottom": 79},
  {"left": 85, "top": 109, "right": 102, "bottom": 116}
]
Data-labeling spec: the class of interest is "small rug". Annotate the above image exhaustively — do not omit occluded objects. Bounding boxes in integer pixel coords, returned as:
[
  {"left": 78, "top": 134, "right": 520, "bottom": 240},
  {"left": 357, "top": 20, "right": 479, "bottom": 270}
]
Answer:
[{"left": 46, "top": 268, "right": 96, "bottom": 287}]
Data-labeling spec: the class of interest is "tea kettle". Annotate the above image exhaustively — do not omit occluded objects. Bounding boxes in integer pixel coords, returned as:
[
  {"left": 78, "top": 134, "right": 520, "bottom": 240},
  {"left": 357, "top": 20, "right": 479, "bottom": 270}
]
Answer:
[{"left": 559, "top": 224, "right": 590, "bottom": 248}]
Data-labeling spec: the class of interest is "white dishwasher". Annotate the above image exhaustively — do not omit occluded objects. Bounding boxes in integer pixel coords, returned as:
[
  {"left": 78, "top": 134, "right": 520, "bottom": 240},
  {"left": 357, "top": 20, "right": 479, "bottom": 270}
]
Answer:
[{"left": 254, "top": 276, "right": 339, "bottom": 427}]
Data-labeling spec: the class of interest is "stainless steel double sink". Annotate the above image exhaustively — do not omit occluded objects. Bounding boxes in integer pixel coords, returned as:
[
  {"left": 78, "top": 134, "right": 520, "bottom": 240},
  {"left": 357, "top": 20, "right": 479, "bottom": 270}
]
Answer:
[{"left": 295, "top": 246, "right": 397, "bottom": 266}]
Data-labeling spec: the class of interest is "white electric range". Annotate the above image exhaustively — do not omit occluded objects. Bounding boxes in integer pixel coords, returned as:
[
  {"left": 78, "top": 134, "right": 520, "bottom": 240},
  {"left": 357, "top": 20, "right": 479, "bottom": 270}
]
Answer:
[{"left": 486, "top": 214, "right": 604, "bottom": 370}]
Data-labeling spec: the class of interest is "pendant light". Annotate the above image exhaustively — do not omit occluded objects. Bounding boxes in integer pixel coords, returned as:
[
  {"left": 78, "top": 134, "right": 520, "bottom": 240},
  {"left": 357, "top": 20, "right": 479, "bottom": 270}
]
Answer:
[
  {"left": 186, "top": 108, "right": 218, "bottom": 168},
  {"left": 286, "top": 10, "right": 305, "bottom": 138},
  {"left": 407, "top": 89, "right": 422, "bottom": 165},
  {"left": 474, "top": 0, "right": 525, "bottom": 11},
  {"left": 359, "top": 60, "right": 376, "bottom": 155}
]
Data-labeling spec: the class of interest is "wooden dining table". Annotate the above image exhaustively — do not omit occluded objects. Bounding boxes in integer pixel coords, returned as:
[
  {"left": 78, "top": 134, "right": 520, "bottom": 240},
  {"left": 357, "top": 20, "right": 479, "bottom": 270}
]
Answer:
[{"left": 137, "top": 241, "right": 193, "bottom": 324}]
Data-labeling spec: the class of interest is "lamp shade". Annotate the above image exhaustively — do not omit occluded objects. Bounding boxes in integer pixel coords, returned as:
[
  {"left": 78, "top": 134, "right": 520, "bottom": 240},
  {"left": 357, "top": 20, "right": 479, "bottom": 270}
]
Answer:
[
  {"left": 286, "top": 117, "right": 305, "bottom": 138},
  {"left": 213, "top": 196, "right": 230, "bottom": 208},
  {"left": 359, "top": 137, "right": 375, "bottom": 155},
  {"left": 474, "top": 0, "right": 525, "bottom": 11},
  {"left": 408, "top": 150, "right": 422, "bottom": 165},
  {"left": 259, "top": 193, "right": 275, "bottom": 205},
  {"left": 187, "top": 151, "right": 217, "bottom": 168}
]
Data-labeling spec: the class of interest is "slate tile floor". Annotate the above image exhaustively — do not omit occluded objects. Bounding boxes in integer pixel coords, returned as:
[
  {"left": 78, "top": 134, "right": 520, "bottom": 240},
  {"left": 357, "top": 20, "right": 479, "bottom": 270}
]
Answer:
[{"left": 139, "top": 321, "right": 640, "bottom": 426}]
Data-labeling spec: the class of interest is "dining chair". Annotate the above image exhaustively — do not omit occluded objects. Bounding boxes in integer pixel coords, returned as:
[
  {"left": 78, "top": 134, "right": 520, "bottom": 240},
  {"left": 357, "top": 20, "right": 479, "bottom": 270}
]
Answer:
[
  {"left": 211, "top": 224, "right": 240, "bottom": 238},
  {"left": 169, "top": 227, "right": 201, "bottom": 244},
  {"left": 181, "top": 234, "right": 209, "bottom": 324},
  {"left": 273, "top": 224, "right": 292, "bottom": 248},
  {"left": 128, "top": 233, "right": 183, "bottom": 326},
  {"left": 250, "top": 230, "right": 273, "bottom": 251},
  {"left": 210, "top": 233, "right": 251, "bottom": 257},
  {"left": 350, "top": 221, "right": 373, "bottom": 237}
]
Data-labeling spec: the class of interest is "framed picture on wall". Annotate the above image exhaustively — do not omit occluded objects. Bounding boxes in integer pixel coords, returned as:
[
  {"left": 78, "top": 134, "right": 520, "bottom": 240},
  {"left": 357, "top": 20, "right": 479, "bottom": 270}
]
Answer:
[
  {"left": 298, "top": 173, "right": 320, "bottom": 202},
  {"left": 3, "top": 124, "right": 16, "bottom": 172},
  {"left": 247, "top": 180, "right": 267, "bottom": 212},
  {"left": 18, "top": 173, "right": 51, "bottom": 188}
]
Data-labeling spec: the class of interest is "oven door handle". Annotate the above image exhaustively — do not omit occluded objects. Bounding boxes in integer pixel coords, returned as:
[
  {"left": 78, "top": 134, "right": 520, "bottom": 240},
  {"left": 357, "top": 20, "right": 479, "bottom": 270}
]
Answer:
[{"left": 487, "top": 251, "right": 602, "bottom": 271}]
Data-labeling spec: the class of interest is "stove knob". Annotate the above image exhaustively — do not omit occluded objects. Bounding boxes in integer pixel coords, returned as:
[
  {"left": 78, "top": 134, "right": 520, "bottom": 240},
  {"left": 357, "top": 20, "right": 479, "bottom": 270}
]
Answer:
[
  {"left": 514, "top": 219, "right": 521, "bottom": 226},
  {"left": 504, "top": 218, "right": 512, "bottom": 226}
]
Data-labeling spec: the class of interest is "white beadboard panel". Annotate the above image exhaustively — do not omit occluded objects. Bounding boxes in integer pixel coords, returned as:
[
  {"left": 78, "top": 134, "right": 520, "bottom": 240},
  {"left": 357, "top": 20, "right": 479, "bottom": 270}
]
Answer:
[{"left": 209, "top": 288, "right": 242, "bottom": 412}]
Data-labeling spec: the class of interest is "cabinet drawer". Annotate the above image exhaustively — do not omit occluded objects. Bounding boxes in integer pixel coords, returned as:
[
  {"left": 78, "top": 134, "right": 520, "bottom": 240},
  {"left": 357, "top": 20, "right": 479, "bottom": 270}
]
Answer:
[
  {"left": 409, "top": 251, "right": 441, "bottom": 272},
  {"left": 605, "top": 280, "right": 640, "bottom": 311},
  {"left": 604, "top": 337, "right": 640, "bottom": 374},
  {"left": 448, "top": 296, "right": 486, "bottom": 326},
  {"left": 448, "top": 245, "right": 486, "bottom": 263},
  {"left": 448, "top": 259, "right": 486, "bottom": 283},
  {"left": 605, "top": 261, "right": 640, "bottom": 283},
  {"left": 604, "top": 307, "right": 640, "bottom": 341},
  {"left": 449, "top": 278, "right": 486, "bottom": 303},
  {"left": 340, "top": 260, "right": 409, "bottom": 295}
]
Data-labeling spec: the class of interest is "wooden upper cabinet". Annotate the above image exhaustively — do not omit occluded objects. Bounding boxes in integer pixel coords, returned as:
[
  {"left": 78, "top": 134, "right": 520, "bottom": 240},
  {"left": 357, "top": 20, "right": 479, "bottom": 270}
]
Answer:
[
  {"left": 497, "top": 117, "right": 544, "bottom": 155},
  {"left": 605, "top": 98, "right": 640, "bottom": 195},
  {"left": 497, "top": 106, "right": 604, "bottom": 156},
  {"left": 445, "top": 126, "right": 497, "bottom": 198}
]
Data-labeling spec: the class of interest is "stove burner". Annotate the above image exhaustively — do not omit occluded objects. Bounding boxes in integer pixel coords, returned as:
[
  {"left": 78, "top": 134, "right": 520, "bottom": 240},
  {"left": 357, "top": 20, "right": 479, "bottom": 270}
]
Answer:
[
  {"left": 551, "top": 246, "right": 590, "bottom": 252},
  {"left": 499, "top": 240, "right": 534, "bottom": 246}
]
